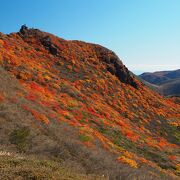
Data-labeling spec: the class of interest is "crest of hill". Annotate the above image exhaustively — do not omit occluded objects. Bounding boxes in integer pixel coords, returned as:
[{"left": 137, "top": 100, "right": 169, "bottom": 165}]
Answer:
[
  {"left": 17, "top": 25, "right": 138, "bottom": 88},
  {"left": 0, "top": 26, "right": 179, "bottom": 179}
]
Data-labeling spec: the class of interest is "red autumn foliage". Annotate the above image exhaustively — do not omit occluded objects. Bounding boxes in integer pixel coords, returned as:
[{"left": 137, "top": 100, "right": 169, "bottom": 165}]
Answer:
[
  {"left": 168, "top": 155, "right": 177, "bottom": 161},
  {"left": 0, "top": 95, "right": 4, "bottom": 102},
  {"left": 0, "top": 27, "right": 179, "bottom": 176}
]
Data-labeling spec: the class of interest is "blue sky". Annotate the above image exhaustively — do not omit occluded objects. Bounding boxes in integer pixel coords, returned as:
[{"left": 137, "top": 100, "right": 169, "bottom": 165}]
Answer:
[{"left": 1, "top": 0, "right": 180, "bottom": 74}]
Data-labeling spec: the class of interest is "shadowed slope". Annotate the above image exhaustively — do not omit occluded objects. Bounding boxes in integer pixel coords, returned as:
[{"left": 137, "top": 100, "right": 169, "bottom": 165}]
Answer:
[{"left": 139, "top": 69, "right": 180, "bottom": 96}]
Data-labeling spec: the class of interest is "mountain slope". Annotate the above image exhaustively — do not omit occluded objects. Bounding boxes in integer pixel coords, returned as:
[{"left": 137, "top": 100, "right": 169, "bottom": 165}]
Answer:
[
  {"left": 140, "top": 69, "right": 180, "bottom": 85},
  {"left": 0, "top": 26, "right": 180, "bottom": 179},
  {"left": 139, "top": 70, "right": 180, "bottom": 96},
  {"left": 159, "top": 79, "right": 180, "bottom": 96},
  {"left": 0, "top": 153, "right": 105, "bottom": 180}
]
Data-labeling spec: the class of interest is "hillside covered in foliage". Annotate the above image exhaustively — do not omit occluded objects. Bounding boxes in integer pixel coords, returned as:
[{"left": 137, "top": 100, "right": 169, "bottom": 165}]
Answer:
[{"left": 0, "top": 26, "right": 179, "bottom": 179}]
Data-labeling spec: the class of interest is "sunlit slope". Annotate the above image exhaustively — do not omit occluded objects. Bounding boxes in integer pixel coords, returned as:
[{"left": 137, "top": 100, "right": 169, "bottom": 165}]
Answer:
[{"left": 0, "top": 26, "right": 179, "bottom": 179}]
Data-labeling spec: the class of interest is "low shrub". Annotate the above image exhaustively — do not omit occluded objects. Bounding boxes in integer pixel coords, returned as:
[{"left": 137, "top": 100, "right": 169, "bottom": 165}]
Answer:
[{"left": 9, "top": 127, "right": 30, "bottom": 152}]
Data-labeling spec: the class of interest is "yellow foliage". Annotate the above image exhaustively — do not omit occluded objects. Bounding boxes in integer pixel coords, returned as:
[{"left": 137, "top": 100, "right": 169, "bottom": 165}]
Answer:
[
  {"left": 44, "top": 75, "right": 51, "bottom": 81},
  {"left": 116, "top": 156, "right": 138, "bottom": 168},
  {"left": 176, "top": 164, "right": 180, "bottom": 174},
  {"left": 123, "top": 151, "right": 134, "bottom": 159},
  {"left": 169, "top": 122, "right": 179, "bottom": 127}
]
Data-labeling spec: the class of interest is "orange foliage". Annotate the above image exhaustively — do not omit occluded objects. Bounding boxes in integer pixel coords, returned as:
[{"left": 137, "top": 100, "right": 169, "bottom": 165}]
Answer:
[
  {"left": 0, "top": 27, "right": 180, "bottom": 176},
  {"left": 168, "top": 155, "right": 176, "bottom": 161},
  {"left": 0, "top": 94, "right": 4, "bottom": 102},
  {"left": 116, "top": 156, "right": 138, "bottom": 168},
  {"left": 31, "top": 110, "right": 49, "bottom": 124},
  {"left": 21, "top": 105, "right": 49, "bottom": 124}
]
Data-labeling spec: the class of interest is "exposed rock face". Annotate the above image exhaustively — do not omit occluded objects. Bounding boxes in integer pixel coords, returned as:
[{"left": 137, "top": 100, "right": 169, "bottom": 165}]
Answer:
[
  {"left": 18, "top": 25, "right": 138, "bottom": 88},
  {"left": 40, "top": 36, "right": 58, "bottom": 56},
  {"left": 19, "top": 24, "right": 28, "bottom": 35},
  {"left": 19, "top": 25, "right": 58, "bottom": 56},
  {"left": 94, "top": 45, "right": 138, "bottom": 88}
]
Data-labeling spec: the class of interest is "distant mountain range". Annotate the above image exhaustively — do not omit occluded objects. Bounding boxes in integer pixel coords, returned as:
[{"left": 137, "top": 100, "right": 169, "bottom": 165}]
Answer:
[{"left": 139, "top": 69, "right": 180, "bottom": 96}]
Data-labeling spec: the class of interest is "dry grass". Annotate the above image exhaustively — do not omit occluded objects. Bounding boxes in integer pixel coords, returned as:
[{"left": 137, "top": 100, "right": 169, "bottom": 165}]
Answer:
[
  {"left": 0, "top": 101, "right": 175, "bottom": 180},
  {"left": 0, "top": 62, "right": 178, "bottom": 180},
  {"left": 0, "top": 155, "right": 107, "bottom": 180}
]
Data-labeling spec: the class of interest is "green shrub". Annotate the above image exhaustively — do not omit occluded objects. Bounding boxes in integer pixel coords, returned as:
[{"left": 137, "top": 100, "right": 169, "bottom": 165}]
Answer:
[
  {"left": 79, "top": 134, "right": 91, "bottom": 142},
  {"left": 9, "top": 127, "right": 30, "bottom": 152}
]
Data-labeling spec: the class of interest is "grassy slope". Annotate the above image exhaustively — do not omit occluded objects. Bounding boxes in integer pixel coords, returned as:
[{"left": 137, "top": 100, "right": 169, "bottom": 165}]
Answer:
[
  {"left": 1, "top": 66, "right": 170, "bottom": 180},
  {"left": 0, "top": 28, "right": 179, "bottom": 179},
  {"left": 0, "top": 154, "right": 106, "bottom": 180}
]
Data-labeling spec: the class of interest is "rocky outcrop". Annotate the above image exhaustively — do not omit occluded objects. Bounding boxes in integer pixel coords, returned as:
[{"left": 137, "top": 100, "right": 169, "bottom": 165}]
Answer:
[
  {"left": 19, "top": 25, "right": 58, "bottom": 56},
  {"left": 19, "top": 24, "right": 28, "bottom": 35},
  {"left": 94, "top": 45, "right": 138, "bottom": 89},
  {"left": 18, "top": 25, "right": 138, "bottom": 88},
  {"left": 40, "top": 36, "right": 58, "bottom": 56}
]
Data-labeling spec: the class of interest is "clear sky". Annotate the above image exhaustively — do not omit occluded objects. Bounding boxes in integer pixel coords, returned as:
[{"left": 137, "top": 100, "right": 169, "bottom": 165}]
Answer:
[{"left": 1, "top": 0, "right": 180, "bottom": 74}]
